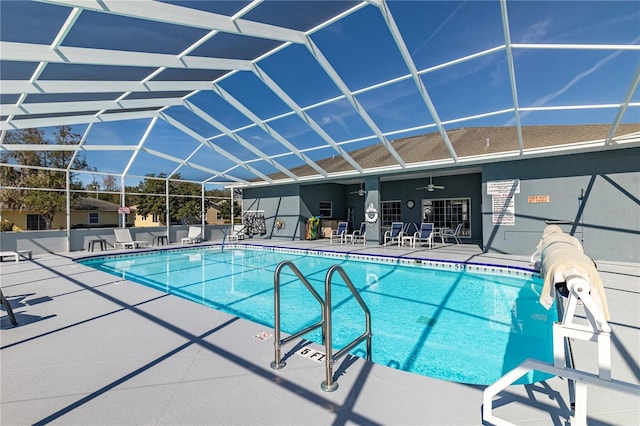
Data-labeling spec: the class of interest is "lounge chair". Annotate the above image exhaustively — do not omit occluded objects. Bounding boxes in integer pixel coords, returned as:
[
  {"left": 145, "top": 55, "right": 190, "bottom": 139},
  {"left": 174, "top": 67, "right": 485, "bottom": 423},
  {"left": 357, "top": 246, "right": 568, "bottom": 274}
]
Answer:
[
  {"left": 0, "top": 250, "right": 33, "bottom": 262},
  {"left": 350, "top": 222, "right": 367, "bottom": 245},
  {"left": 226, "top": 224, "right": 246, "bottom": 242},
  {"left": 330, "top": 221, "right": 348, "bottom": 244},
  {"left": 384, "top": 222, "right": 404, "bottom": 246},
  {"left": 181, "top": 226, "right": 202, "bottom": 244},
  {"left": 413, "top": 223, "right": 434, "bottom": 248},
  {"left": 442, "top": 223, "right": 463, "bottom": 244},
  {"left": 114, "top": 228, "right": 149, "bottom": 249}
]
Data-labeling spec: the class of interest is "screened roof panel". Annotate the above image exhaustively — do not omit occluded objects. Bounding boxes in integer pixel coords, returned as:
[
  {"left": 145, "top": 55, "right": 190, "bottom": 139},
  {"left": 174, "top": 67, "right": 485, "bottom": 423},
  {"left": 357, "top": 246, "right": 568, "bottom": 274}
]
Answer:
[
  {"left": 84, "top": 120, "right": 152, "bottom": 147},
  {"left": 217, "top": 71, "right": 293, "bottom": 120},
  {"left": 305, "top": 98, "right": 376, "bottom": 142},
  {"left": 355, "top": 79, "right": 435, "bottom": 134},
  {"left": 62, "top": 11, "right": 209, "bottom": 55},
  {"left": 1, "top": 0, "right": 638, "bottom": 188},
  {"left": 0, "top": 61, "right": 40, "bottom": 79},
  {"left": 150, "top": 68, "right": 230, "bottom": 82},
  {"left": 421, "top": 52, "right": 514, "bottom": 122},
  {"left": 156, "top": 1, "right": 251, "bottom": 16},
  {"left": 258, "top": 44, "right": 343, "bottom": 107},
  {"left": 514, "top": 49, "right": 640, "bottom": 107},
  {"left": 190, "top": 33, "right": 283, "bottom": 61},
  {"left": 0, "top": 1, "right": 69, "bottom": 44},
  {"left": 507, "top": 1, "right": 640, "bottom": 45},
  {"left": 243, "top": 1, "right": 359, "bottom": 32},
  {"left": 187, "top": 91, "right": 254, "bottom": 130},
  {"left": 311, "top": 6, "right": 409, "bottom": 91},
  {"left": 388, "top": 1, "right": 505, "bottom": 70},
  {"left": 235, "top": 127, "right": 290, "bottom": 157}
]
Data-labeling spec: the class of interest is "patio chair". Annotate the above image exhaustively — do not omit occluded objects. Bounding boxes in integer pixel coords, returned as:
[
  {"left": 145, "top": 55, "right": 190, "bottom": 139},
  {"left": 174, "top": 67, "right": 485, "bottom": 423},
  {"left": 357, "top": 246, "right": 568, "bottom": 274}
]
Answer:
[
  {"left": 384, "top": 222, "right": 404, "bottom": 246},
  {"left": 330, "top": 221, "right": 348, "bottom": 244},
  {"left": 226, "top": 224, "right": 246, "bottom": 242},
  {"left": 114, "top": 228, "right": 149, "bottom": 249},
  {"left": 350, "top": 222, "right": 367, "bottom": 245},
  {"left": 442, "top": 223, "right": 463, "bottom": 244},
  {"left": 181, "top": 226, "right": 202, "bottom": 244},
  {"left": 413, "top": 223, "right": 434, "bottom": 248}
]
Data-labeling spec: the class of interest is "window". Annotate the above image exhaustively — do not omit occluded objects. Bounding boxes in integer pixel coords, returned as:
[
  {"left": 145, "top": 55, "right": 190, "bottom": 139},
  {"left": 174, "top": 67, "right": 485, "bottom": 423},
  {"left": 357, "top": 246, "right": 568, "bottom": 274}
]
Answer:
[
  {"left": 319, "top": 201, "right": 332, "bottom": 218},
  {"left": 26, "top": 214, "right": 46, "bottom": 230},
  {"left": 381, "top": 200, "right": 401, "bottom": 227},
  {"left": 421, "top": 198, "right": 471, "bottom": 238},
  {"left": 88, "top": 212, "right": 100, "bottom": 225}
]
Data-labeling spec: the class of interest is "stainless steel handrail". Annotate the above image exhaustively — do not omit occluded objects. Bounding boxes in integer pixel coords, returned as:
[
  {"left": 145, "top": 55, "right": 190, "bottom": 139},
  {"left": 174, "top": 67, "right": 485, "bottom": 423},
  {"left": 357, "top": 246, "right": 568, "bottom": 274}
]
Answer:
[
  {"left": 271, "top": 260, "right": 325, "bottom": 370},
  {"left": 321, "top": 264, "right": 372, "bottom": 392}
]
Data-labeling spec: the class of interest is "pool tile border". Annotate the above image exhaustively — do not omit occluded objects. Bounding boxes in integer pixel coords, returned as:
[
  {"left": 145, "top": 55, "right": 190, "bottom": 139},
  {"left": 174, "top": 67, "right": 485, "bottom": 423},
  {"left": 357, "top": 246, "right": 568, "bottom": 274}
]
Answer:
[{"left": 78, "top": 243, "right": 539, "bottom": 279}]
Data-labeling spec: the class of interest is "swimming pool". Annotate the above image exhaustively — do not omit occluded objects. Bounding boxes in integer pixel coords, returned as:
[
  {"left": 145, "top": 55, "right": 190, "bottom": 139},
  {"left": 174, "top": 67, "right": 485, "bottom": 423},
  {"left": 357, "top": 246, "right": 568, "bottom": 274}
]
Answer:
[{"left": 79, "top": 245, "right": 556, "bottom": 385}]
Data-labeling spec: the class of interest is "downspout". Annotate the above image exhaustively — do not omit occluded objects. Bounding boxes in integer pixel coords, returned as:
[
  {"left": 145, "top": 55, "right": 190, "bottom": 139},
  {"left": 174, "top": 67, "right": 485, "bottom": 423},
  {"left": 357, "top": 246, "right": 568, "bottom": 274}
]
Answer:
[
  {"left": 66, "top": 170, "right": 70, "bottom": 252},
  {"left": 201, "top": 183, "right": 205, "bottom": 240},
  {"left": 166, "top": 179, "right": 170, "bottom": 239}
]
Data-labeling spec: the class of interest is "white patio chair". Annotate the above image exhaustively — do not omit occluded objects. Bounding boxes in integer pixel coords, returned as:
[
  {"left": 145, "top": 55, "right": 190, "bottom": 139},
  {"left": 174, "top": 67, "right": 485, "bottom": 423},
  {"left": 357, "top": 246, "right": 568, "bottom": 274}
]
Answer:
[
  {"left": 181, "top": 226, "right": 202, "bottom": 244},
  {"left": 442, "top": 223, "right": 463, "bottom": 244},
  {"left": 114, "top": 228, "right": 149, "bottom": 249}
]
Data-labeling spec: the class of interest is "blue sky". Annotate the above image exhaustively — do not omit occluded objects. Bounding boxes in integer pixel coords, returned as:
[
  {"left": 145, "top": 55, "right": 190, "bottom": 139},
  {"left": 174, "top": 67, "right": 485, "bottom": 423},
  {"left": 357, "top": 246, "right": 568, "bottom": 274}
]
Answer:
[{"left": 1, "top": 0, "right": 639, "bottom": 188}]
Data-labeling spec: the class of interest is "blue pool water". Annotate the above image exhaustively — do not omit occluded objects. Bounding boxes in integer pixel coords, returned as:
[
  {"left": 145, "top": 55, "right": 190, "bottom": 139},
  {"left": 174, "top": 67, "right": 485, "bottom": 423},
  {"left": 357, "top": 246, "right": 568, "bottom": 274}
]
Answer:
[{"left": 79, "top": 246, "right": 556, "bottom": 385}]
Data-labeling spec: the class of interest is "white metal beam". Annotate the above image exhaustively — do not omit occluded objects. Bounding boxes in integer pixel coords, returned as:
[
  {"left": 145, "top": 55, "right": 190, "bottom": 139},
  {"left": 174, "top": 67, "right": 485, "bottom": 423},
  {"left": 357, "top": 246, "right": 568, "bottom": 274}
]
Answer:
[
  {"left": 606, "top": 66, "right": 640, "bottom": 145},
  {"left": 38, "top": 0, "right": 306, "bottom": 44},
  {"left": 122, "top": 117, "right": 157, "bottom": 177},
  {"left": 0, "top": 80, "right": 215, "bottom": 95},
  {"left": 1, "top": 97, "right": 183, "bottom": 116},
  {"left": 500, "top": 0, "right": 524, "bottom": 155},
  {"left": 1, "top": 110, "right": 160, "bottom": 130},
  {"left": 0, "top": 42, "right": 252, "bottom": 71}
]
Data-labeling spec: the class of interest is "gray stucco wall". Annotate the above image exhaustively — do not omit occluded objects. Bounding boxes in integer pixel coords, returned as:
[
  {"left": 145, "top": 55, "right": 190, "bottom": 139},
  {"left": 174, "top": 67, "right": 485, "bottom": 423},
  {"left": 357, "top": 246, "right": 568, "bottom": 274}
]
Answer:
[
  {"left": 482, "top": 147, "right": 639, "bottom": 262},
  {"left": 243, "top": 184, "right": 301, "bottom": 239}
]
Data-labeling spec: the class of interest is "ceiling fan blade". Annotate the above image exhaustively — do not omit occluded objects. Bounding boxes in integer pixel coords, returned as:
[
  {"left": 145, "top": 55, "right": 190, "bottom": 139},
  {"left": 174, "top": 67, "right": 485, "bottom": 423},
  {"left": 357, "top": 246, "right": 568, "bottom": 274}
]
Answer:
[
  {"left": 415, "top": 186, "right": 429, "bottom": 190},
  {"left": 433, "top": 185, "right": 445, "bottom": 189}
]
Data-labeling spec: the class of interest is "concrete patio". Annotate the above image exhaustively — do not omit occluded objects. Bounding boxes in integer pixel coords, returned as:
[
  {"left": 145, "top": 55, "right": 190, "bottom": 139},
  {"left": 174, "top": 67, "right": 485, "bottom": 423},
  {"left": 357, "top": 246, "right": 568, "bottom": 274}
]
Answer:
[{"left": 1, "top": 240, "right": 638, "bottom": 425}]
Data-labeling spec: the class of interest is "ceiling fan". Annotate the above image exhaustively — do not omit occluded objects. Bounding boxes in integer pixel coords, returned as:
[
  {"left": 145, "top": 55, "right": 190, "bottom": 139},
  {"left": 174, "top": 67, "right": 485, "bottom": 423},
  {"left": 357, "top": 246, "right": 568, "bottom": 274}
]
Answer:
[
  {"left": 350, "top": 182, "right": 366, "bottom": 197},
  {"left": 416, "top": 176, "right": 445, "bottom": 192}
]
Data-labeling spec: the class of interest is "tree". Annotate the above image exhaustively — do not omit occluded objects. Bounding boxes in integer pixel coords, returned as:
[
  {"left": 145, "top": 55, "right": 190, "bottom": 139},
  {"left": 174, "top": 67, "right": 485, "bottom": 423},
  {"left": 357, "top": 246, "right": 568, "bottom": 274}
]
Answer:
[
  {"left": 216, "top": 200, "right": 241, "bottom": 222},
  {"left": 0, "top": 126, "right": 88, "bottom": 229},
  {"left": 134, "top": 173, "right": 212, "bottom": 224}
]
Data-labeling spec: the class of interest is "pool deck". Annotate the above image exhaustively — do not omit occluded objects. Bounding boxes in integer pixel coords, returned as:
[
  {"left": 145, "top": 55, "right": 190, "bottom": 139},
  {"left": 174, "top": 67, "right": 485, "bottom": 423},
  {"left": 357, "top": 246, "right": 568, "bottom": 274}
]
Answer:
[{"left": 1, "top": 239, "right": 639, "bottom": 425}]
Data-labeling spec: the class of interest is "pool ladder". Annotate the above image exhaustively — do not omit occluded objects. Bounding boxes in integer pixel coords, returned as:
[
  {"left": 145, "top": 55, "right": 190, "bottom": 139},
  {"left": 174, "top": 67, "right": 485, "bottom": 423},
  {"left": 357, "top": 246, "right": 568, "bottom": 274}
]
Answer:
[{"left": 271, "top": 261, "right": 372, "bottom": 392}]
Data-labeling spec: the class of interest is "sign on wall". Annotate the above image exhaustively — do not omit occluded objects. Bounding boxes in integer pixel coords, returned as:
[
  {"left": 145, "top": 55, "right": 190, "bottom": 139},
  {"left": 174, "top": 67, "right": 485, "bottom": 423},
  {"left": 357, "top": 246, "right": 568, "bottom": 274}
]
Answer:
[{"left": 488, "top": 179, "right": 519, "bottom": 225}]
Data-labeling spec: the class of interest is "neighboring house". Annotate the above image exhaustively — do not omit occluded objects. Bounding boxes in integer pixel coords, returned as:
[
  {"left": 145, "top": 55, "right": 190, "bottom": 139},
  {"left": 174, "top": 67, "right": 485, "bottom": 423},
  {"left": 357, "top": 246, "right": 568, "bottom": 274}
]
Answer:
[
  {"left": 0, "top": 197, "right": 133, "bottom": 231},
  {"left": 132, "top": 205, "right": 224, "bottom": 227}
]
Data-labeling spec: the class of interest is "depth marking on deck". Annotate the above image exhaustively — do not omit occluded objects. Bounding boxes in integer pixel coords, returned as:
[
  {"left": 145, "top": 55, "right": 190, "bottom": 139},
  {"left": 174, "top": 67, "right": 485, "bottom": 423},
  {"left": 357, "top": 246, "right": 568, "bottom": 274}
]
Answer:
[
  {"left": 254, "top": 331, "right": 272, "bottom": 340},
  {"left": 296, "top": 347, "right": 326, "bottom": 363}
]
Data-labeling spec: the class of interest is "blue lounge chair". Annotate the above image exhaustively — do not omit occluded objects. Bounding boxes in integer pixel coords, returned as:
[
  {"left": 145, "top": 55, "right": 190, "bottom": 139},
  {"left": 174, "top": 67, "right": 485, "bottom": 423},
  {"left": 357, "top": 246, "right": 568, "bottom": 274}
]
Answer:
[
  {"left": 330, "top": 221, "right": 349, "bottom": 244},
  {"left": 384, "top": 222, "right": 404, "bottom": 246},
  {"left": 413, "top": 223, "right": 434, "bottom": 248},
  {"left": 349, "top": 222, "right": 367, "bottom": 245}
]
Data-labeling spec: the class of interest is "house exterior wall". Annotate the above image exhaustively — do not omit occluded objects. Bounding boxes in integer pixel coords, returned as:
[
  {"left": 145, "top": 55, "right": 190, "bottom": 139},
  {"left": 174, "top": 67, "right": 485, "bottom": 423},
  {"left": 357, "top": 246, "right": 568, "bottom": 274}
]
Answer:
[
  {"left": 1, "top": 210, "right": 125, "bottom": 230},
  {"left": 482, "top": 147, "right": 639, "bottom": 262}
]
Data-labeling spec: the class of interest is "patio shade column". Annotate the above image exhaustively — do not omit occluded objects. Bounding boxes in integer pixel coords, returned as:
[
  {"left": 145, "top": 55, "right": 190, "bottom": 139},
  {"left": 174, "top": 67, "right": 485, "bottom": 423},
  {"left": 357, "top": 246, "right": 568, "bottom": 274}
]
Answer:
[{"left": 364, "top": 176, "right": 381, "bottom": 244}]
